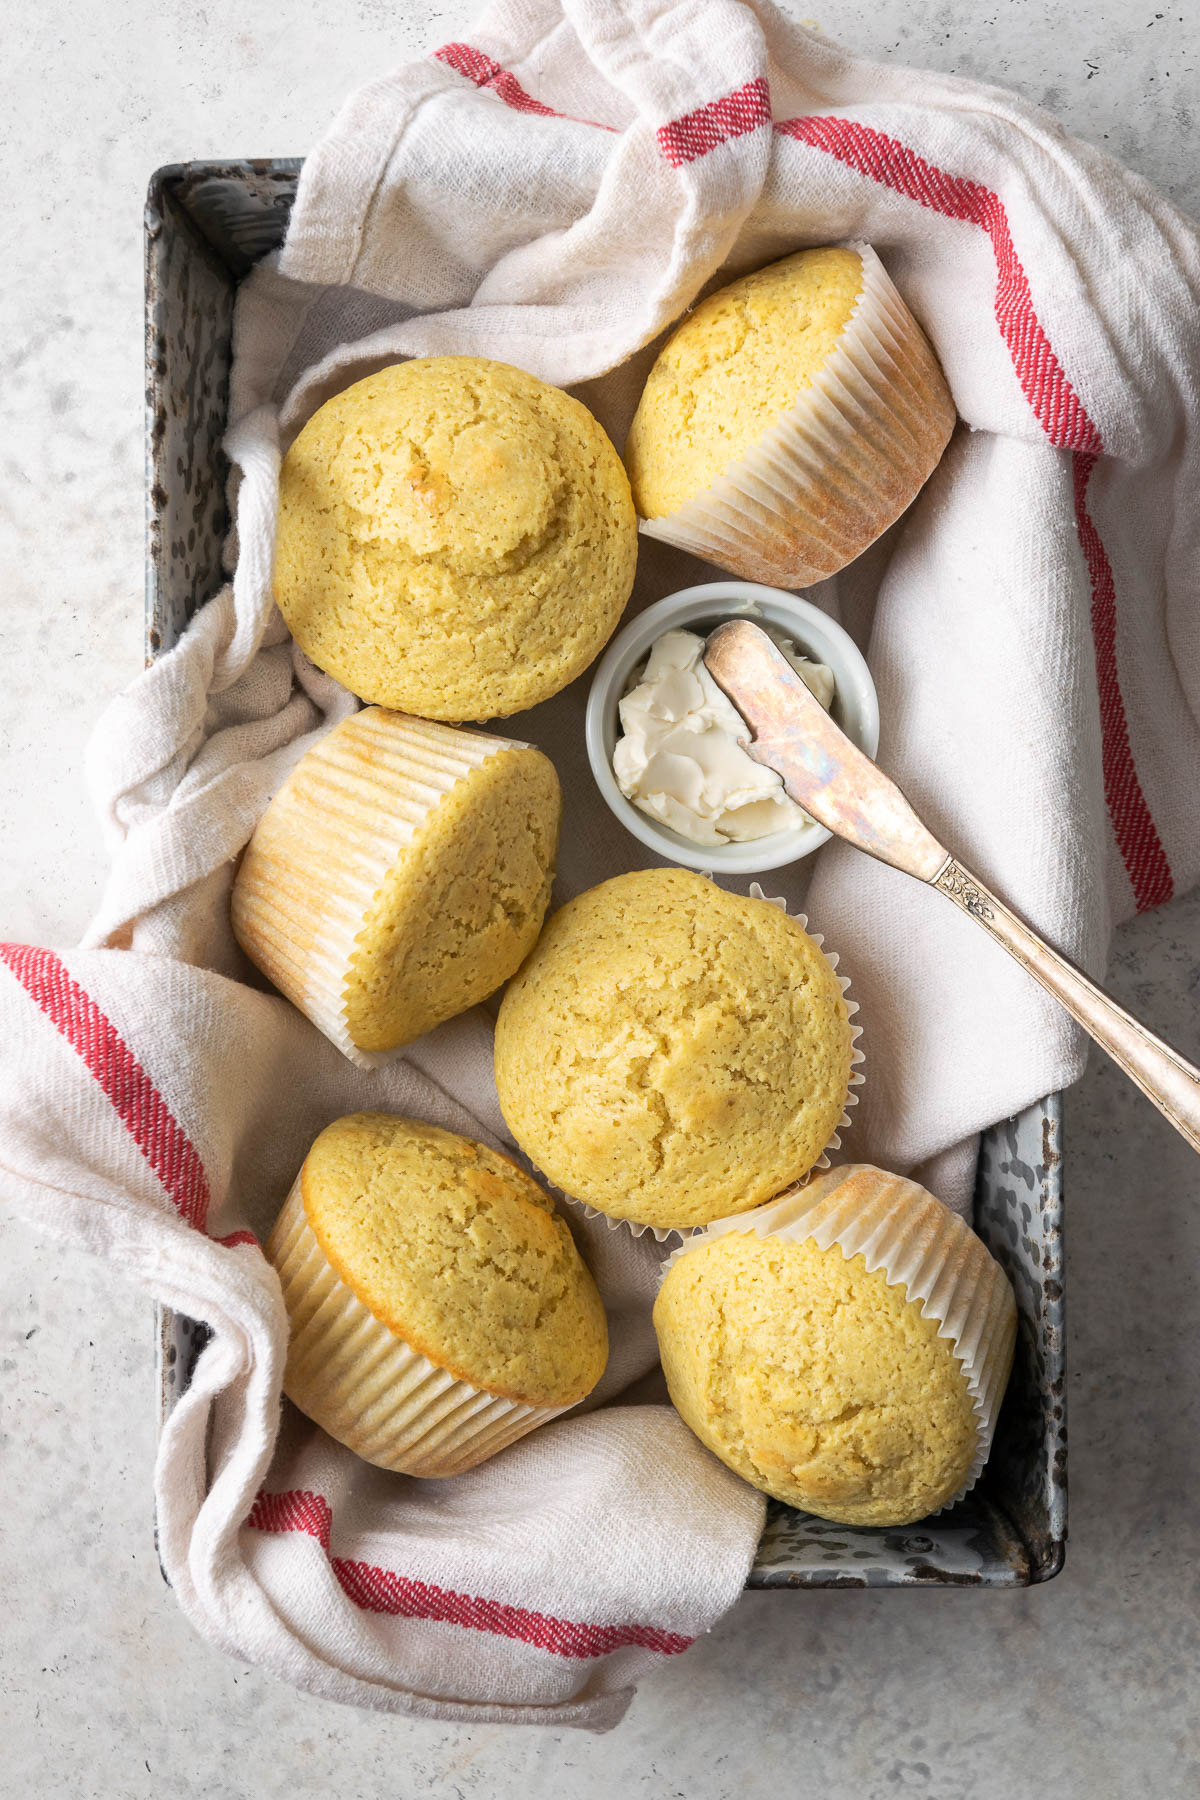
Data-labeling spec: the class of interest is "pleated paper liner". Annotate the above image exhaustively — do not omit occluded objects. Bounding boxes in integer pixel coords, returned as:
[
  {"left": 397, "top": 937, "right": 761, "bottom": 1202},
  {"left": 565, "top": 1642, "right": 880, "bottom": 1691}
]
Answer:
[
  {"left": 661, "top": 1166, "right": 1018, "bottom": 1508},
  {"left": 266, "top": 1176, "right": 571, "bottom": 1476},
  {"left": 232, "top": 708, "right": 531, "bottom": 1071},
  {"left": 638, "top": 243, "right": 956, "bottom": 589},
  {"left": 559, "top": 882, "right": 865, "bottom": 1245}
]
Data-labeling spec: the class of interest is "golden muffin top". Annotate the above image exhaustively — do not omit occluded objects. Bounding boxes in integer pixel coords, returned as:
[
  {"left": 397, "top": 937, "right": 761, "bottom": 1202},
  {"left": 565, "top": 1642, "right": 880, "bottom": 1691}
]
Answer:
[
  {"left": 653, "top": 1207, "right": 981, "bottom": 1527},
  {"left": 274, "top": 356, "right": 638, "bottom": 721},
  {"left": 493, "top": 868, "right": 853, "bottom": 1230},
  {"left": 625, "top": 247, "right": 864, "bottom": 517},
  {"left": 301, "top": 1113, "right": 608, "bottom": 1408}
]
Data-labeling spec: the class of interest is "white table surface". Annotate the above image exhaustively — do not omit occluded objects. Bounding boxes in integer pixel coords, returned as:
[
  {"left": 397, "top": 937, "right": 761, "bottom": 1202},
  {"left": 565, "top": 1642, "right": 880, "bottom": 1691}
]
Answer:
[{"left": 3, "top": 2, "right": 1199, "bottom": 1794}]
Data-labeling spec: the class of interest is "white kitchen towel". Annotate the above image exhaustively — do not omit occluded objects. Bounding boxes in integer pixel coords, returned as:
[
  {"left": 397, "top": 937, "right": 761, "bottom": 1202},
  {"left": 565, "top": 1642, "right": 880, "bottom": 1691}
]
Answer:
[{"left": 3, "top": 0, "right": 1199, "bottom": 1731}]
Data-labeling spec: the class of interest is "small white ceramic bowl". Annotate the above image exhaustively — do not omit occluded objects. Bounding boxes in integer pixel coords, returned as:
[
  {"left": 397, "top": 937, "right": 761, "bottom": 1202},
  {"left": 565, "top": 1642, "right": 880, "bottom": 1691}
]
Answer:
[{"left": 585, "top": 580, "right": 880, "bottom": 874}]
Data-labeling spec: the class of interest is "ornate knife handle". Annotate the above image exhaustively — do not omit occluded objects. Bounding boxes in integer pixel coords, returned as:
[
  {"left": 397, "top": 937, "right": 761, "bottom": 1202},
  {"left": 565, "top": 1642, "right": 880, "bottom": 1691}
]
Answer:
[
  {"left": 702, "top": 620, "right": 1200, "bottom": 1161},
  {"left": 935, "top": 857, "right": 1200, "bottom": 1154}
]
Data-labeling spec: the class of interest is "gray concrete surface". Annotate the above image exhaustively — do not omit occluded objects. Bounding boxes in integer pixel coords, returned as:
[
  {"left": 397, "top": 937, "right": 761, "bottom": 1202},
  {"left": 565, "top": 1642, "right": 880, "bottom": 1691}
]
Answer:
[{"left": 2, "top": 2, "right": 1198, "bottom": 1795}]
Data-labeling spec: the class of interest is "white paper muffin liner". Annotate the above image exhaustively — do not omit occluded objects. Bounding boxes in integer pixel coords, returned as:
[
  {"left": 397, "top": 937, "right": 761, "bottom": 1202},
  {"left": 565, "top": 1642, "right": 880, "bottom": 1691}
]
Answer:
[
  {"left": 638, "top": 243, "right": 956, "bottom": 588},
  {"left": 661, "top": 1166, "right": 1018, "bottom": 1509},
  {"left": 266, "top": 1176, "right": 571, "bottom": 1477},
  {"left": 558, "top": 881, "right": 864, "bottom": 1244},
  {"left": 232, "top": 709, "right": 531, "bottom": 1070}
]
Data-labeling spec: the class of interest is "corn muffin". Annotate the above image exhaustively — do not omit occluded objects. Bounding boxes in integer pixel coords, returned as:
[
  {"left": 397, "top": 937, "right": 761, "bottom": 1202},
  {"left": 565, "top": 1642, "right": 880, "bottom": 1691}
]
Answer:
[
  {"left": 274, "top": 356, "right": 638, "bottom": 721},
  {"left": 232, "top": 707, "right": 561, "bottom": 1066},
  {"left": 493, "top": 868, "right": 855, "bottom": 1231},
  {"left": 625, "top": 245, "right": 955, "bottom": 587},
  {"left": 267, "top": 1114, "right": 609, "bottom": 1476},
  {"left": 654, "top": 1165, "right": 1017, "bottom": 1526}
]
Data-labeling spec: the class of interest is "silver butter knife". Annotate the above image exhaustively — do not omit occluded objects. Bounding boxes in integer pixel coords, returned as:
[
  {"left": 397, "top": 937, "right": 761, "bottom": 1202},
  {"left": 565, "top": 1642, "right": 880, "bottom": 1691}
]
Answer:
[{"left": 704, "top": 617, "right": 1200, "bottom": 1155}]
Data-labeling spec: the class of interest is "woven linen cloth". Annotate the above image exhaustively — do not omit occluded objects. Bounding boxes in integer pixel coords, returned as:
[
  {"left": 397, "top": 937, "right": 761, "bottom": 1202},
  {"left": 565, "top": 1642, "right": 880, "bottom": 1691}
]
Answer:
[{"left": 3, "top": 0, "right": 1200, "bottom": 1730}]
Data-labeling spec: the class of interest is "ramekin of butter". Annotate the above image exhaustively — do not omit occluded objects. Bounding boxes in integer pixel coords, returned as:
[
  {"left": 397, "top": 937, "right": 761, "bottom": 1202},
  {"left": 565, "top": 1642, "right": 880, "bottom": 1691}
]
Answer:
[{"left": 585, "top": 580, "right": 879, "bottom": 873}]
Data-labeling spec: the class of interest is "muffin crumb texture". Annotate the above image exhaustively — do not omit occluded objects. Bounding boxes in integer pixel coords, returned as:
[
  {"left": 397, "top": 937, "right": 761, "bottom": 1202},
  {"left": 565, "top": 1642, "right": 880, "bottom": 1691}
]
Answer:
[
  {"left": 302, "top": 1114, "right": 608, "bottom": 1408},
  {"left": 342, "top": 738, "right": 562, "bottom": 1052},
  {"left": 654, "top": 1229, "right": 979, "bottom": 1525},
  {"left": 625, "top": 248, "right": 864, "bottom": 518},
  {"left": 231, "top": 708, "right": 561, "bottom": 1056},
  {"left": 494, "top": 868, "right": 853, "bottom": 1230},
  {"left": 274, "top": 356, "right": 638, "bottom": 720}
]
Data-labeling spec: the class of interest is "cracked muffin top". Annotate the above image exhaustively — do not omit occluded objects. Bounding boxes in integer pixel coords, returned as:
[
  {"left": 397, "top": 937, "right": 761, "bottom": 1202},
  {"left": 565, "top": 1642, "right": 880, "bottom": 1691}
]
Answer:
[
  {"left": 652, "top": 1183, "right": 983, "bottom": 1525},
  {"left": 624, "top": 247, "right": 866, "bottom": 520},
  {"left": 299, "top": 1113, "right": 608, "bottom": 1407},
  {"left": 273, "top": 356, "right": 638, "bottom": 721},
  {"left": 493, "top": 868, "right": 853, "bottom": 1231}
]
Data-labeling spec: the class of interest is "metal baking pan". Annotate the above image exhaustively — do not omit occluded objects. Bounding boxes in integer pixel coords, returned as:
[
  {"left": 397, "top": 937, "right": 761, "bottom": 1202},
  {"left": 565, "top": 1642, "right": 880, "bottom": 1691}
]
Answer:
[{"left": 146, "top": 160, "right": 1066, "bottom": 1589}]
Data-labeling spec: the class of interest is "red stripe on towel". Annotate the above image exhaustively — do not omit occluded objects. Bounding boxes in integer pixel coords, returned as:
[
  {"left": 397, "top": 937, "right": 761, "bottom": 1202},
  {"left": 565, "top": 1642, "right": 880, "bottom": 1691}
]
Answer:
[
  {"left": 0, "top": 944, "right": 211, "bottom": 1229},
  {"left": 657, "top": 76, "right": 771, "bottom": 167},
  {"left": 432, "top": 42, "right": 617, "bottom": 131},
  {"left": 0, "top": 946, "right": 270, "bottom": 1234},
  {"left": 772, "top": 113, "right": 1172, "bottom": 910},
  {"left": 1072, "top": 454, "right": 1173, "bottom": 907},
  {"left": 246, "top": 1488, "right": 695, "bottom": 1660},
  {"left": 774, "top": 116, "right": 1101, "bottom": 452}
]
